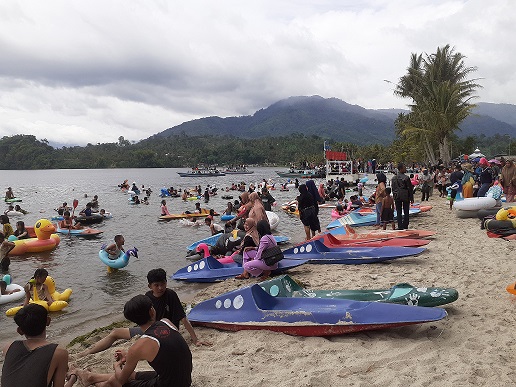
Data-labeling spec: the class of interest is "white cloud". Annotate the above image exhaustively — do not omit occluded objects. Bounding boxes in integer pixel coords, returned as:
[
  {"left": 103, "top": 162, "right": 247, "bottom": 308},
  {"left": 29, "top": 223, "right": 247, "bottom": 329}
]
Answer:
[{"left": 0, "top": 0, "right": 513, "bottom": 145}]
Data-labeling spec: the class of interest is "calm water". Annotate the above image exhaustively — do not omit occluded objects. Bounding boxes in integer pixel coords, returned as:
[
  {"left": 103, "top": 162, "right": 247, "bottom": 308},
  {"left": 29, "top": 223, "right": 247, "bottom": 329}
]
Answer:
[{"left": 0, "top": 167, "right": 318, "bottom": 345}]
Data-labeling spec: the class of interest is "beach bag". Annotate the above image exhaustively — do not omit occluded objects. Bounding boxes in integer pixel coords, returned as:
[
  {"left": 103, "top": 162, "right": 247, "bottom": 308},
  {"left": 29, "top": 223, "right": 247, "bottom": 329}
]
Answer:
[{"left": 261, "top": 237, "right": 284, "bottom": 266}]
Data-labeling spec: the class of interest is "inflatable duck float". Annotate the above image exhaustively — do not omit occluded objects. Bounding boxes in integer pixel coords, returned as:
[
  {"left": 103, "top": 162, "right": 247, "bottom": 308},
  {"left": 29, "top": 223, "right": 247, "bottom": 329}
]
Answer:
[
  {"left": 6, "top": 276, "right": 72, "bottom": 316},
  {"left": 8, "top": 219, "right": 60, "bottom": 255}
]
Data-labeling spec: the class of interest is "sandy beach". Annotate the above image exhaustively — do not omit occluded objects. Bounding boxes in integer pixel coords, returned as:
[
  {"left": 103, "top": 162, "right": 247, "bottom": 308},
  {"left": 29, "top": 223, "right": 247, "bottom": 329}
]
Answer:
[{"left": 67, "top": 194, "right": 516, "bottom": 386}]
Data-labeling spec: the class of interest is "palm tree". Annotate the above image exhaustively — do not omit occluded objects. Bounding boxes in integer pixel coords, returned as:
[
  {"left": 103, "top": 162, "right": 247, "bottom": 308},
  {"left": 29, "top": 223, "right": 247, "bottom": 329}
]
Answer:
[{"left": 394, "top": 45, "right": 481, "bottom": 164}]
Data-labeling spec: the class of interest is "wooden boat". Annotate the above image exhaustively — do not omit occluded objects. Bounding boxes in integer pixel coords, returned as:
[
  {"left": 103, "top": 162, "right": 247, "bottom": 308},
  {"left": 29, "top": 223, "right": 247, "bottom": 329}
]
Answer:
[
  {"left": 275, "top": 169, "right": 325, "bottom": 178},
  {"left": 187, "top": 284, "right": 447, "bottom": 336},
  {"left": 259, "top": 275, "right": 458, "bottom": 307},
  {"left": 172, "top": 256, "right": 307, "bottom": 283},
  {"left": 282, "top": 240, "right": 425, "bottom": 264}
]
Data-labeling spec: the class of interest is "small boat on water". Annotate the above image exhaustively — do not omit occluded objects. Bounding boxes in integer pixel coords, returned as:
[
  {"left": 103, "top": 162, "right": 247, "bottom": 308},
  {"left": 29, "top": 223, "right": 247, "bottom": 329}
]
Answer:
[
  {"left": 224, "top": 168, "right": 254, "bottom": 175},
  {"left": 259, "top": 275, "right": 458, "bottom": 307},
  {"left": 187, "top": 284, "right": 448, "bottom": 336},
  {"left": 178, "top": 168, "right": 225, "bottom": 177},
  {"left": 276, "top": 169, "right": 325, "bottom": 178}
]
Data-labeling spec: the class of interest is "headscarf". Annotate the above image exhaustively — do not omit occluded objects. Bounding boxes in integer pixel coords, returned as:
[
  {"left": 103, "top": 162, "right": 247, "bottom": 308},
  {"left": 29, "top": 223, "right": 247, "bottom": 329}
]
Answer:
[
  {"left": 306, "top": 180, "right": 322, "bottom": 203},
  {"left": 248, "top": 192, "right": 268, "bottom": 224},
  {"left": 244, "top": 218, "right": 260, "bottom": 245},
  {"left": 237, "top": 191, "right": 251, "bottom": 217}
]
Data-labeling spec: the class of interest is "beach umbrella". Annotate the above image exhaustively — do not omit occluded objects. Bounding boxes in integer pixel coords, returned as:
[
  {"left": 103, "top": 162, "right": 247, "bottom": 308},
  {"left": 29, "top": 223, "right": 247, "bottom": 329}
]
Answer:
[{"left": 488, "top": 159, "right": 501, "bottom": 165}]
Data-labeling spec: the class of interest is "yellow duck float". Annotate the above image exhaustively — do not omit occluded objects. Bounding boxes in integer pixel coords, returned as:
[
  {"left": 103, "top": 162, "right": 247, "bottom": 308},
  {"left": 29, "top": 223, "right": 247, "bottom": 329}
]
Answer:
[
  {"left": 6, "top": 276, "right": 72, "bottom": 316},
  {"left": 8, "top": 219, "right": 60, "bottom": 255},
  {"left": 495, "top": 207, "right": 516, "bottom": 226}
]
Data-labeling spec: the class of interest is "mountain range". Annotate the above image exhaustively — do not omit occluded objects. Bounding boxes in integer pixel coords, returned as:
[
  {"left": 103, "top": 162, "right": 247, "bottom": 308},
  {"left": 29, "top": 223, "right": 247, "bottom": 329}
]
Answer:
[{"left": 152, "top": 96, "right": 516, "bottom": 144}]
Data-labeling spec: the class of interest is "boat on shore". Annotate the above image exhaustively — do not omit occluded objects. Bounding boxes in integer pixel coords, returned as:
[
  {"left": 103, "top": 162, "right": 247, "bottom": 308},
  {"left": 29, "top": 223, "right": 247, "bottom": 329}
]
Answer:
[{"left": 187, "top": 284, "right": 447, "bottom": 336}]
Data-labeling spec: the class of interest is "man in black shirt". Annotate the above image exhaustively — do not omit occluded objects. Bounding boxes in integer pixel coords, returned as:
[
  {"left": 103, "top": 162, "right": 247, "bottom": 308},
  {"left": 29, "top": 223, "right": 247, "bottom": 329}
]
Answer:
[
  {"left": 391, "top": 163, "right": 414, "bottom": 230},
  {"left": 75, "top": 295, "right": 193, "bottom": 387},
  {"left": 78, "top": 269, "right": 210, "bottom": 358}
]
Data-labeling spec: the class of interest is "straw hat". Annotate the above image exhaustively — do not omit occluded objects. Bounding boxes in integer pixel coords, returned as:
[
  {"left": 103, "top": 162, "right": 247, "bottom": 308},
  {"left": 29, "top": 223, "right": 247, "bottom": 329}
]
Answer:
[{"left": 462, "top": 163, "right": 474, "bottom": 172}]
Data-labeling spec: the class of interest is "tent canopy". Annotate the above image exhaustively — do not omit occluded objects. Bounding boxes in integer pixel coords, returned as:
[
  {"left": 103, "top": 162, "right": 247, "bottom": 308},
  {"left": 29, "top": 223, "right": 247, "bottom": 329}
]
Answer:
[{"left": 469, "top": 148, "right": 485, "bottom": 159}]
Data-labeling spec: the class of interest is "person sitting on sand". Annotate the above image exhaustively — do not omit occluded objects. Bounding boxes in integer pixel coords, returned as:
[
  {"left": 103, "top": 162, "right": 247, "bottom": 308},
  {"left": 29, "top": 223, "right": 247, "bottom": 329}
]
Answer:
[
  {"left": 1, "top": 303, "right": 76, "bottom": 387},
  {"left": 237, "top": 220, "right": 279, "bottom": 280},
  {"left": 77, "top": 268, "right": 211, "bottom": 359},
  {"left": 59, "top": 211, "right": 82, "bottom": 230},
  {"left": 74, "top": 294, "right": 192, "bottom": 387}
]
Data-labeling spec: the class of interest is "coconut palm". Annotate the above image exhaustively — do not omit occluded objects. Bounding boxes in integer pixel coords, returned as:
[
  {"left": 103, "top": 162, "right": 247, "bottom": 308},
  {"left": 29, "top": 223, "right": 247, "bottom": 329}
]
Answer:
[{"left": 394, "top": 45, "right": 481, "bottom": 164}]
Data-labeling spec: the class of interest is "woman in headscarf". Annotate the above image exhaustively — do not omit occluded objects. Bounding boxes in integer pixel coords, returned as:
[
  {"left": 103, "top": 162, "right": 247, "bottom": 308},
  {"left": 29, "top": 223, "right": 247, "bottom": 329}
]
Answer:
[
  {"left": 500, "top": 159, "right": 516, "bottom": 202},
  {"left": 461, "top": 163, "right": 475, "bottom": 198},
  {"left": 306, "top": 180, "right": 322, "bottom": 233},
  {"left": 226, "top": 191, "right": 251, "bottom": 230},
  {"left": 297, "top": 184, "right": 319, "bottom": 240},
  {"left": 235, "top": 218, "right": 260, "bottom": 279},
  {"left": 242, "top": 220, "right": 279, "bottom": 280},
  {"left": 374, "top": 172, "right": 387, "bottom": 227},
  {"left": 248, "top": 192, "right": 268, "bottom": 225}
]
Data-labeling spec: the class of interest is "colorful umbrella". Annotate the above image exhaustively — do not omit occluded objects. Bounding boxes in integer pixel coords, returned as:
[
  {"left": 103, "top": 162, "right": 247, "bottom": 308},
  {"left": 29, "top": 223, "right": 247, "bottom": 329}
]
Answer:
[{"left": 488, "top": 159, "right": 502, "bottom": 165}]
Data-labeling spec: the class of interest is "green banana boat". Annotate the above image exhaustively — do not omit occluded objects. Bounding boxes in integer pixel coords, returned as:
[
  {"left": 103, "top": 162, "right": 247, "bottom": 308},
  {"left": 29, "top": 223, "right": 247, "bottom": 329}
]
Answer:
[
  {"left": 4, "top": 198, "right": 22, "bottom": 203},
  {"left": 259, "top": 275, "right": 458, "bottom": 307}
]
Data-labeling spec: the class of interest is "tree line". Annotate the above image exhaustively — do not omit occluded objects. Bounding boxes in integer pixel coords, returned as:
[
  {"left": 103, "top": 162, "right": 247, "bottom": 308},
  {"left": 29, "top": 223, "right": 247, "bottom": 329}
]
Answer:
[{"left": 0, "top": 132, "right": 511, "bottom": 170}]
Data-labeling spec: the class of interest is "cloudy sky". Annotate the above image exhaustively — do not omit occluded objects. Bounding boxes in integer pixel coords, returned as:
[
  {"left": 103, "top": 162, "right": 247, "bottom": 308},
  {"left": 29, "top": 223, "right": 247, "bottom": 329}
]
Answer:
[{"left": 0, "top": 0, "right": 514, "bottom": 146}]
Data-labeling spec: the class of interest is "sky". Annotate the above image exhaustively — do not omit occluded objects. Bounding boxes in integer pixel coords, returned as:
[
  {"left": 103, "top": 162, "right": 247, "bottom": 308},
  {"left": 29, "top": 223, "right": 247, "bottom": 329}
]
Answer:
[{"left": 0, "top": 0, "right": 514, "bottom": 146}]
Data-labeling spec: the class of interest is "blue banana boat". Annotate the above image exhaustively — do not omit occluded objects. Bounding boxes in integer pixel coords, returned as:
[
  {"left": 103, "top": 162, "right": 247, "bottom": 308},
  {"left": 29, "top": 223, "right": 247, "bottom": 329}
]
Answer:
[
  {"left": 172, "top": 256, "right": 307, "bottom": 283},
  {"left": 187, "top": 284, "right": 447, "bottom": 336},
  {"left": 281, "top": 239, "right": 424, "bottom": 264}
]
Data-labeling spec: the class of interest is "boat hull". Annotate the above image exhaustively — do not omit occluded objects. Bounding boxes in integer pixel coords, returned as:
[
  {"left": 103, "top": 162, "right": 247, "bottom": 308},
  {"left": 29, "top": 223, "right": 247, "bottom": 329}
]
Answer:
[{"left": 188, "top": 284, "right": 447, "bottom": 336}]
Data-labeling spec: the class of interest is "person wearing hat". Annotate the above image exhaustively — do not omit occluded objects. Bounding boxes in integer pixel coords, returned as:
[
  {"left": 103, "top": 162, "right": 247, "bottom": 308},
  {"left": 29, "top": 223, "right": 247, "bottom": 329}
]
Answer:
[
  {"left": 477, "top": 157, "right": 494, "bottom": 197},
  {"left": 500, "top": 159, "right": 516, "bottom": 202}
]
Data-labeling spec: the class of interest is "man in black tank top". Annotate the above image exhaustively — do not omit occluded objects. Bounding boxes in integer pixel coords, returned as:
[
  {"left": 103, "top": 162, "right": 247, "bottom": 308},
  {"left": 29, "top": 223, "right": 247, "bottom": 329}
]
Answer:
[
  {"left": 1, "top": 304, "right": 76, "bottom": 387},
  {"left": 74, "top": 294, "right": 192, "bottom": 387}
]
